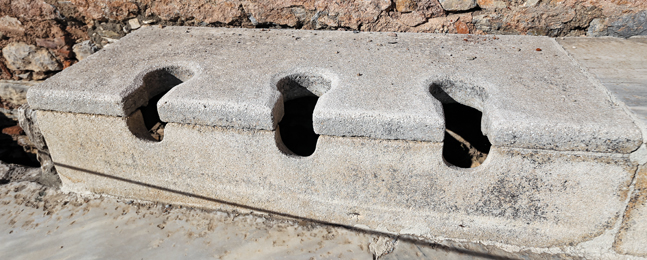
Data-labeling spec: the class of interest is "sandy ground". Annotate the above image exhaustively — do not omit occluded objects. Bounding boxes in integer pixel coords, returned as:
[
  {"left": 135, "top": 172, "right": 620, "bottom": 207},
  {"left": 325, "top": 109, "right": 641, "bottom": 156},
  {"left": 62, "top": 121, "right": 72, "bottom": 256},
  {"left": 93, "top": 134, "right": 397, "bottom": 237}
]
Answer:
[{"left": 0, "top": 181, "right": 488, "bottom": 259}]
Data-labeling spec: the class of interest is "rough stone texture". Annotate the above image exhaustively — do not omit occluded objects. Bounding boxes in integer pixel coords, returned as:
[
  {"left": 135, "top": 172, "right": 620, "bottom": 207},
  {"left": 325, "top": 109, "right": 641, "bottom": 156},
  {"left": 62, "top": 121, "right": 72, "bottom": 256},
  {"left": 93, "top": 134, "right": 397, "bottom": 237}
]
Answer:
[
  {"left": 17, "top": 104, "right": 60, "bottom": 188},
  {"left": 607, "top": 10, "right": 647, "bottom": 38},
  {"left": 587, "top": 11, "right": 647, "bottom": 38},
  {"left": 0, "top": 0, "right": 59, "bottom": 21},
  {"left": 28, "top": 27, "right": 642, "bottom": 153},
  {"left": 438, "top": 0, "right": 476, "bottom": 11},
  {"left": 87, "top": 22, "right": 126, "bottom": 48},
  {"left": 476, "top": 0, "right": 506, "bottom": 9},
  {"left": 35, "top": 109, "right": 638, "bottom": 251},
  {"left": 556, "top": 37, "right": 647, "bottom": 125},
  {"left": 2, "top": 0, "right": 642, "bottom": 36},
  {"left": 614, "top": 163, "right": 647, "bottom": 257},
  {"left": 0, "top": 15, "right": 24, "bottom": 36},
  {"left": 71, "top": 40, "right": 96, "bottom": 61},
  {"left": 587, "top": 18, "right": 608, "bottom": 37},
  {"left": 2, "top": 42, "right": 61, "bottom": 72},
  {"left": 0, "top": 80, "right": 38, "bottom": 105}
]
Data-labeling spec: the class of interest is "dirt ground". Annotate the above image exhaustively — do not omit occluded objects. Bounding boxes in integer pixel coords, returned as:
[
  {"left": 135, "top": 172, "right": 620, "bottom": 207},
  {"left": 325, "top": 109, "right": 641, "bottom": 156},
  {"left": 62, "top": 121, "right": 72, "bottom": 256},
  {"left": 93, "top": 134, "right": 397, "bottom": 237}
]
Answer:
[{"left": 0, "top": 181, "right": 490, "bottom": 259}]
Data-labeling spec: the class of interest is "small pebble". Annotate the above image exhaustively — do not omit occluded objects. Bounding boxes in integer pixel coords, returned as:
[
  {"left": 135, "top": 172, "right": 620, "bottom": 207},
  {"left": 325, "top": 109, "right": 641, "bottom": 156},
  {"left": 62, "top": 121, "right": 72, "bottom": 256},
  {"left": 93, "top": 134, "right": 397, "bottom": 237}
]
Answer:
[{"left": 387, "top": 32, "right": 397, "bottom": 37}]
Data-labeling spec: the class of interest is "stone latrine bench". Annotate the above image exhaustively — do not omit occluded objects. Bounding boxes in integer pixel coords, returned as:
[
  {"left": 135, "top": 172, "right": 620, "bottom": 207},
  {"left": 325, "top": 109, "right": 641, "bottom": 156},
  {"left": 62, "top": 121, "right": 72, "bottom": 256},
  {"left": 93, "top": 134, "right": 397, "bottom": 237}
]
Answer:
[{"left": 27, "top": 27, "right": 646, "bottom": 257}]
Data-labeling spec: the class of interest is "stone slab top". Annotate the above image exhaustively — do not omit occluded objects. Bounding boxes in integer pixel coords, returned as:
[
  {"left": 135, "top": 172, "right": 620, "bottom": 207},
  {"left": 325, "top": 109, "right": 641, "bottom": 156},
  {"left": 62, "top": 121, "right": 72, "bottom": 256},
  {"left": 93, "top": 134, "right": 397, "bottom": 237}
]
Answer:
[
  {"left": 27, "top": 27, "right": 643, "bottom": 153},
  {"left": 556, "top": 37, "right": 647, "bottom": 128}
]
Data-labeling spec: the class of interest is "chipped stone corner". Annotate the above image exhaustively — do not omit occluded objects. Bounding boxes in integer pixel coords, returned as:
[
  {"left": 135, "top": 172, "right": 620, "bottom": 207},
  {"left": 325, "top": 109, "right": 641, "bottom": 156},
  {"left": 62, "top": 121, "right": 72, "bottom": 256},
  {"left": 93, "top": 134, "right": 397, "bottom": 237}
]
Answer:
[{"left": 16, "top": 104, "right": 61, "bottom": 188}]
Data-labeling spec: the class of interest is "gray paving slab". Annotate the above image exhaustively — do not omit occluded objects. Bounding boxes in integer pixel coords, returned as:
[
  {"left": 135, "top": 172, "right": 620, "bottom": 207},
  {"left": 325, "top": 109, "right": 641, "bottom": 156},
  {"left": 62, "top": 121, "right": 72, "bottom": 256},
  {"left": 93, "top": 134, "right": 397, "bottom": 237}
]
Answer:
[
  {"left": 557, "top": 37, "right": 647, "bottom": 125},
  {"left": 28, "top": 27, "right": 642, "bottom": 153}
]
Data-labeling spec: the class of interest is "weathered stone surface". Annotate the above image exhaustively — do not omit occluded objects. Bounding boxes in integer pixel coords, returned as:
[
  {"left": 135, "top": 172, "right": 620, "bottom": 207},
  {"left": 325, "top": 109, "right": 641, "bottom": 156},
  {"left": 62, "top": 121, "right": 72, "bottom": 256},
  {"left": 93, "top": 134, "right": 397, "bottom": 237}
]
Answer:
[
  {"left": 556, "top": 37, "right": 647, "bottom": 124},
  {"left": 390, "top": 0, "right": 446, "bottom": 28},
  {"left": 17, "top": 104, "right": 60, "bottom": 188},
  {"left": 476, "top": 0, "right": 506, "bottom": 9},
  {"left": 522, "top": 0, "right": 540, "bottom": 7},
  {"left": 0, "top": 0, "right": 637, "bottom": 39},
  {"left": 24, "top": 26, "right": 647, "bottom": 258},
  {"left": 0, "top": 16, "right": 24, "bottom": 36},
  {"left": 587, "top": 18, "right": 608, "bottom": 37},
  {"left": 36, "top": 109, "right": 638, "bottom": 250},
  {"left": 145, "top": 0, "right": 242, "bottom": 24},
  {"left": 72, "top": 40, "right": 97, "bottom": 61},
  {"left": 615, "top": 164, "right": 647, "bottom": 256},
  {"left": 88, "top": 22, "right": 126, "bottom": 48},
  {"left": 395, "top": 0, "right": 417, "bottom": 12},
  {"left": 395, "top": 0, "right": 445, "bottom": 18},
  {"left": 127, "top": 18, "right": 141, "bottom": 30},
  {"left": 28, "top": 27, "right": 642, "bottom": 153},
  {"left": 2, "top": 42, "right": 61, "bottom": 72},
  {"left": 607, "top": 10, "right": 647, "bottom": 38},
  {"left": 0, "top": 80, "right": 39, "bottom": 105},
  {"left": 438, "top": 0, "right": 477, "bottom": 11},
  {"left": 396, "top": 12, "right": 428, "bottom": 27},
  {"left": 0, "top": 0, "right": 58, "bottom": 20},
  {"left": 244, "top": 0, "right": 392, "bottom": 30},
  {"left": 68, "top": 0, "right": 139, "bottom": 21}
]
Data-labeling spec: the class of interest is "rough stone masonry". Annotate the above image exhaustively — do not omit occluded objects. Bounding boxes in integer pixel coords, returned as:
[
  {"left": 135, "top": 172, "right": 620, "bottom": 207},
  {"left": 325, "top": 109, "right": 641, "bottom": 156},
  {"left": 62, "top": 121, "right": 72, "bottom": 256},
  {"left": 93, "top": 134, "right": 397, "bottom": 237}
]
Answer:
[{"left": 26, "top": 27, "right": 646, "bottom": 258}]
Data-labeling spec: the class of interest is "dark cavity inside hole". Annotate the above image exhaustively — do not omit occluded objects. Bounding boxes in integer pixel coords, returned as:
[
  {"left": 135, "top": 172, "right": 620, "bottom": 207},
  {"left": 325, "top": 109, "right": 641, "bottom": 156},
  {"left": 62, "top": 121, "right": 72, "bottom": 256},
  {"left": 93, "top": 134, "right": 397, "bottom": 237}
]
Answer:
[
  {"left": 441, "top": 103, "right": 491, "bottom": 168},
  {"left": 138, "top": 68, "right": 188, "bottom": 141},
  {"left": 278, "top": 96, "right": 319, "bottom": 156},
  {"left": 140, "top": 91, "right": 168, "bottom": 141},
  {"left": 430, "top": 85, "right": 491, "bottom": 168}
]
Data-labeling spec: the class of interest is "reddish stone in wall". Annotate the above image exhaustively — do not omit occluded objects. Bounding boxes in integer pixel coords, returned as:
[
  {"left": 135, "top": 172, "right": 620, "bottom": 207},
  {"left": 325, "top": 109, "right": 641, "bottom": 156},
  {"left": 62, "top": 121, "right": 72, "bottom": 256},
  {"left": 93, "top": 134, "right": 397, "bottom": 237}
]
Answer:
[{"left": 455, "top": 20, "right": 469, "bottom": 34}]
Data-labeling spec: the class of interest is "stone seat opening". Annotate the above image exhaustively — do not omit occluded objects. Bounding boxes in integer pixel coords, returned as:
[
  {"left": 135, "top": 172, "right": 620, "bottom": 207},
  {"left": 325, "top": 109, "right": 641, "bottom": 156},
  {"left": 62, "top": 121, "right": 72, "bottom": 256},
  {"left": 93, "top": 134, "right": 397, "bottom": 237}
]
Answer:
[
  {"left": 130, "top": 66, "right": 194, "bottom": 141},
  {"left": 430, "top": 82, "right": 491, "bottom": 168},
  {"left": 275, "top": 73, "right": 331, "bottom": 156}
]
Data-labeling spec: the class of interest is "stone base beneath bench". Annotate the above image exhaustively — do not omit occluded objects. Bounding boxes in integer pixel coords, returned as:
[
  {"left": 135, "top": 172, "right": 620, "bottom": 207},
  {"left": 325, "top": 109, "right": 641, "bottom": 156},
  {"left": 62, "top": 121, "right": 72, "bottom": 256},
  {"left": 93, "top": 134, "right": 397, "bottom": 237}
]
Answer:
[{"left": 37, "top": 110, "right": 637, "bottom": 252}]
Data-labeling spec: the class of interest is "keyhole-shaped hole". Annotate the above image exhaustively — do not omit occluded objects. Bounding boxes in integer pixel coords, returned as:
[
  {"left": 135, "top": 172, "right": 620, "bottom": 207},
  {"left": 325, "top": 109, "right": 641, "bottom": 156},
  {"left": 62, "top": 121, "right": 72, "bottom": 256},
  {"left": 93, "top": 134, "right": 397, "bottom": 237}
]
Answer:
[
  {"left": 279, "top": 96, "right": 319, "bottom": 156},
  {"left": 275, "top": 73, "right": 331, "bottom": 156},
  {"left": 430, "top": 83, "right": 491, "bottom": 168},
  {"left": 441, "top": 103, "right": 491, "bottom": 168},
  {"left": 128, "top": 66, "right": 193, "bottom": 142}
]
